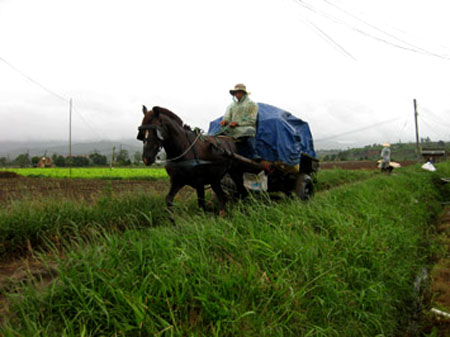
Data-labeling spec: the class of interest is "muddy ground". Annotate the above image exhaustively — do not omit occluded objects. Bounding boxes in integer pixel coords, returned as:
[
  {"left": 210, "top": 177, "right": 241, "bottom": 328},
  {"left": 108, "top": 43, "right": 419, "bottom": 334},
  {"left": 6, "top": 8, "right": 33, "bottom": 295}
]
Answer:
[
  {"left": 0, "top": 172, "right": 193, "bottom": 205},
  {"left": 0, "top": 160, "right": 417, "bottom": 204},
  {"left": 320, "top": 160, "right": 416, "bottom": 170}
]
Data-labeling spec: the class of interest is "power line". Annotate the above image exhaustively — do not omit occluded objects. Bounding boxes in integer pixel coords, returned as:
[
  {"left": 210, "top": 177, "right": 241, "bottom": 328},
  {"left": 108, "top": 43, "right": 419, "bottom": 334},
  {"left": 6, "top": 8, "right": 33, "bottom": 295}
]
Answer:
[
  {"left": 401, "top": 118, "right": 408, "bottom": 130},
  {"left": 315, "top": 117, "right": 401, "bottom": 142},
  {"left": 419, "top": 107, "right": 450, "bottom": 129},
  {"left": 419, "top": 116, "right": 448, "bottom": 139},
  {"left": 291, "top": 0, "right": 450, "bottom": 60},
  {"left": 302, "top": 17, "right": 357, "bottom": 61},
  {"left": 1, "top": 55, "right": 109, "bottom": 140},
  {"left": 422, "top": 114, "right": 450, "bottom": 131},
  {"left": 72, "top": 106, "right": 106, "bottom": 140},
  {"left": 321, "top": 0, "right": 450, "bottom": 59},
  {"left": 69, "top": 92, "right": 116, "bottom": 140},
  {"left": 330, "top": 0, "right": 450, "bottom": 53},
  {"left": 420, "top": 115, "right": 450, "bottom": 135},
  {"left": 0, "top": 56, "right": 68, "bottom": 102},
  {"left": 290, "top": 0, "right": 356, "bottom": 60}
]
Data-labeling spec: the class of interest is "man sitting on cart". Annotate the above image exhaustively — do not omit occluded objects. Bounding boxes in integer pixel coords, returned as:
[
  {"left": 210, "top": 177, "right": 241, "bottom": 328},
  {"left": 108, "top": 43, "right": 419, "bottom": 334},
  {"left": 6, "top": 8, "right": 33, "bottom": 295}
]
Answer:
[{"left": 220, "top": 83, "right": 258, "bottom": 157}]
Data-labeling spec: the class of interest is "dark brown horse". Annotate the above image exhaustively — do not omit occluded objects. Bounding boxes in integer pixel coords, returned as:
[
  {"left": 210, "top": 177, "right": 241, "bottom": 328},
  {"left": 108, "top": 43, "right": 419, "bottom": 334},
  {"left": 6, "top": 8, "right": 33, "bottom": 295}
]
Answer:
[{"left": 137, "top": 105, "right": 247, "bottom": 220}]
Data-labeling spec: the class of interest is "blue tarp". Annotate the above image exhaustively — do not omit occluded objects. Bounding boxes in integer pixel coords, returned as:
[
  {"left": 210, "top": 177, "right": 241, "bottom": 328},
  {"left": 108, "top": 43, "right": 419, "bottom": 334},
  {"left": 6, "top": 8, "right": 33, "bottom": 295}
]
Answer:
[{"left": 208, "top": 103, "right": 316, "bottom": 166}]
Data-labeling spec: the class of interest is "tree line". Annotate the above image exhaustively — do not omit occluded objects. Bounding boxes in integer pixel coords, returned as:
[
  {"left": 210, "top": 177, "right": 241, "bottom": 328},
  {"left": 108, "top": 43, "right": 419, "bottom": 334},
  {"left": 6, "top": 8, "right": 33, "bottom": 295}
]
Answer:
[
  {"left": 319, "top": 140, "right": 448, "bottom": 162},
  {"left": 0, "top": 149, "right": 144, "bottom": 168}
]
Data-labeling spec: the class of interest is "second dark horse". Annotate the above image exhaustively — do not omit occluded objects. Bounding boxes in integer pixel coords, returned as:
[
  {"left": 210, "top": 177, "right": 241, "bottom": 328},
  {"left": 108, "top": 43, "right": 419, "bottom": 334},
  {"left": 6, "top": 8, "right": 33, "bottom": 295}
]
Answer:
[{"left": 137, "top": 105, "right": 247, "bottom": 221}]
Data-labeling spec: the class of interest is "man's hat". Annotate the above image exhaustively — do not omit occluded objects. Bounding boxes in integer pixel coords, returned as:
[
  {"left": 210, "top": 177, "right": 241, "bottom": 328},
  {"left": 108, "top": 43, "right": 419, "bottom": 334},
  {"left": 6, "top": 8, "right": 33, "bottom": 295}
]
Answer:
[{"left": 229, "top": 83, "right": 250, "bottom": 95}]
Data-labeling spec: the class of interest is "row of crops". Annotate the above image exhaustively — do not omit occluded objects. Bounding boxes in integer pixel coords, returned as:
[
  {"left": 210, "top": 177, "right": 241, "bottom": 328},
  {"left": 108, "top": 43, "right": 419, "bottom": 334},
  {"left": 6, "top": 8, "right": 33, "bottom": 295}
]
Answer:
[
  {"left": 4, "top": 167, "right": 169, "bottom": 180},
  {"left": 1, "top": 163, "right": 449, "bottom": 336}
]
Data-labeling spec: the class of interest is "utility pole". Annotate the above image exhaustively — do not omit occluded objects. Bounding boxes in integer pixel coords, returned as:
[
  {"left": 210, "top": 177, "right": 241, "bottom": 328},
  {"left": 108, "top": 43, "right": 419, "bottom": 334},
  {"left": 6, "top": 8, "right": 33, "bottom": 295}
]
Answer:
[
  {"left": 413, "top": 99, "right": 421, "bottom": 161},
  {"left": 69, "top": 98, "right": 73, "bottom": 178},
  {"left": 110, "top": 146, "right": 116, "bottom": 169}
]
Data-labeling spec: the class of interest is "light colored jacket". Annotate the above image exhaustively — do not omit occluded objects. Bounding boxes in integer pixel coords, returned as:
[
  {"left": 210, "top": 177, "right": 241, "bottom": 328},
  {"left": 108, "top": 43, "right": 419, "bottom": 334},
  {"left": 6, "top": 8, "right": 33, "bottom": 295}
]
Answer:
[
  {"left": 223, "top": 95, "right": 258, "bottom": 138},
  {"left": 381, "top": 147, "right": 391, "bottom": 163}
]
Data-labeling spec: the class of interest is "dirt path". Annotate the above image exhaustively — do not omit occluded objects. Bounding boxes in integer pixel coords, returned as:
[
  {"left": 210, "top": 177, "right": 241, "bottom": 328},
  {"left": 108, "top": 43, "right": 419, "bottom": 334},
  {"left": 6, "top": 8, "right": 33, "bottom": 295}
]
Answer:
[
  {"left": 0, "top": 174, "right": 195, "bottom": 205},
  {"left": 320, "top": 160, "right": 416, "bottom": 170}
]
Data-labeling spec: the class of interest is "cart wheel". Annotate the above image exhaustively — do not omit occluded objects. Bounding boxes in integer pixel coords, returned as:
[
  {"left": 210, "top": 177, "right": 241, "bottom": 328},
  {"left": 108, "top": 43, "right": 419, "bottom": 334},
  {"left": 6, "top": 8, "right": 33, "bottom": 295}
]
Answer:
[{"left": 295, "top": 173, "right": 314, "bottom": 201}]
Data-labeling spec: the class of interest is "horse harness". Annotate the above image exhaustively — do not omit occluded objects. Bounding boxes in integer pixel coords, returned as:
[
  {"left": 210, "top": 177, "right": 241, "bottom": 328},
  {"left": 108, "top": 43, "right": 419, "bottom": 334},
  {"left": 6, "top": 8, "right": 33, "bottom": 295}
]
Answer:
[{"left": 138, "top": 124, "right": 215, "bottom": 168}]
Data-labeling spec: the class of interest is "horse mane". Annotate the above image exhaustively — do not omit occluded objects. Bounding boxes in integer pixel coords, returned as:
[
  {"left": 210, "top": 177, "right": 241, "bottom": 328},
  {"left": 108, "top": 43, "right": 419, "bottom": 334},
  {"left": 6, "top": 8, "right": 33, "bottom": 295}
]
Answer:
[{"left": 152, "top": 106, "right": 184, "bottom": 126}]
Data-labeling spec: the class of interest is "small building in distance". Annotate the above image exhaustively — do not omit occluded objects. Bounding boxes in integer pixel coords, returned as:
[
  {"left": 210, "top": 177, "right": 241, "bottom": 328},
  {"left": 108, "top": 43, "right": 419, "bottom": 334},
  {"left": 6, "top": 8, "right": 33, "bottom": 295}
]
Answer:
[
  {"left": 37, "top": 156, "right": 55, "bottom": 168},
  {"left": 421, "top": 149, "right": 446, "bottom": 163}
]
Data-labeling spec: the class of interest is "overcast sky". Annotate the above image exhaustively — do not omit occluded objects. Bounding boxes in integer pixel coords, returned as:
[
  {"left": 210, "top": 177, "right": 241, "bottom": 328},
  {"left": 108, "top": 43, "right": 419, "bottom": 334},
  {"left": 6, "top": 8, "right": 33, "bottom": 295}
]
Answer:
[{"left": 1, "top": 0, "right": 449, "bottom": 148}]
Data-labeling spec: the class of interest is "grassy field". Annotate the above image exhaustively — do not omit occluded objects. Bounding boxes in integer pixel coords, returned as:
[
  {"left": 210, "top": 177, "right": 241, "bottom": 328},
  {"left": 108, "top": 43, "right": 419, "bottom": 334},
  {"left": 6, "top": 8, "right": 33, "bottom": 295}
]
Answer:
[
  {"left": 314, "top": 168, "right": 376, "bottom": 190},
  {"left": 0, "top": 168, "right": 378, "bottom": 258},
  {"left": 1, "top": 163, "right": 449, "bottom": 336}
]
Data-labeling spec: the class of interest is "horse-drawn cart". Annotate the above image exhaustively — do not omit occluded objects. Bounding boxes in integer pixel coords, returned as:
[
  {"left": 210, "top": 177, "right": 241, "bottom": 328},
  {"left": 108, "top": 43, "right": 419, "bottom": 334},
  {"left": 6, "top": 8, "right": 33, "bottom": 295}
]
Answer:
[
  {"left": 209, "top": 103, "right": 319, "bottom": 200},
  {"left": 138, "top": 104, "right": 318, "bottom": 220}
]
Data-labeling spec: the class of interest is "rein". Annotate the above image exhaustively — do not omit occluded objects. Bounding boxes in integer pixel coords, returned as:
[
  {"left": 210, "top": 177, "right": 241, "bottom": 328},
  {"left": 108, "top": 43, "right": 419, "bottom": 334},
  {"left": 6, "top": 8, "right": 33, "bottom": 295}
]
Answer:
[
  {"left": 139, "top": 124, "right": 205, "bottom": 164},
  {"left": 164, "top": 131, "right": 202, "bottom": 162}
]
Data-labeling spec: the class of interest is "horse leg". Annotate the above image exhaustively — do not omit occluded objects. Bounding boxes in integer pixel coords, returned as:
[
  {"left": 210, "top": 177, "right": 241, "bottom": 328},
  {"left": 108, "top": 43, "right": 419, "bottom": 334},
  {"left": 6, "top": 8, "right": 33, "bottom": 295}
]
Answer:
[
  {"left": 211, "top": 181, "right": 227, "bottom": 217},
  {"left": 229, "top": 170, "right": 248, "bottom": 199},
  {"left": 166, "top": 181, "right": 183, "bottom": 225},
  {"left": 196, "top": 185, "right": 206, "bottom": 211}
]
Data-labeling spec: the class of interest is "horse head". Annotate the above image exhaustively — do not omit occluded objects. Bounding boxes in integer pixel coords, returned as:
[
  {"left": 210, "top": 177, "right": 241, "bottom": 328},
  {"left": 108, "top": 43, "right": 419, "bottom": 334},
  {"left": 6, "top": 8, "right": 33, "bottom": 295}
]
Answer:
[{"left": 137, "top": 105, "right": 167, "bottom": 166}]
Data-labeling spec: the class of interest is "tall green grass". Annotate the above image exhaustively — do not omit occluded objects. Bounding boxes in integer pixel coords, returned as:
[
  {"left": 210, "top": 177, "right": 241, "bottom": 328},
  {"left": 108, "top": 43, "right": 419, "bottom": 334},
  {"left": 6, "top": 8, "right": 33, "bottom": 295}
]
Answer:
[
  {"left": 0, "top": 168, "right": 375, "bottom": 258},
  {"left": 315, "top": 168, "right": 376, "bottom": 190},
  {"left": 1, "top": 163, "right": 449, "bottom": 336},
  {"left": 0, "top": 192, "right": 168, "bottom": 257}
]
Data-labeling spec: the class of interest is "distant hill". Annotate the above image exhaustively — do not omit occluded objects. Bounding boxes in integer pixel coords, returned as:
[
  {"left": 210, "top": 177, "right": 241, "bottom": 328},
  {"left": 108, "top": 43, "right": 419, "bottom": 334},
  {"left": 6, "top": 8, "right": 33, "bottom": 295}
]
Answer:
[
  {"left": 0, "top": 139, "right": 142, "bottom": 159},
  {"left": 0, "top": 138, "right": 368, "bottom": 158}
]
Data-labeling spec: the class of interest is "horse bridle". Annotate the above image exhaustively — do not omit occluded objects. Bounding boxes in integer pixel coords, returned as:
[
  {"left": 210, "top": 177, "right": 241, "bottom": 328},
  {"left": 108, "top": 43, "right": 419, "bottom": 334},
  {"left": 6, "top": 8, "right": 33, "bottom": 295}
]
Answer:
[
  {"left": 137, "top": 124, "right": 164, "bottom": 142},
  {"left": 138, "top": 124, "right": 203, "bottom": 163}
]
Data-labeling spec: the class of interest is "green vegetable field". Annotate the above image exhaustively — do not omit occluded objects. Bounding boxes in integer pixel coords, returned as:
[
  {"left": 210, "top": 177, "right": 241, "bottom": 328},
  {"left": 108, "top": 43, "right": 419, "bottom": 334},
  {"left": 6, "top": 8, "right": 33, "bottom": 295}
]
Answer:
[{"left": 4, "top": 167, "right": 168, "bottom": 180}]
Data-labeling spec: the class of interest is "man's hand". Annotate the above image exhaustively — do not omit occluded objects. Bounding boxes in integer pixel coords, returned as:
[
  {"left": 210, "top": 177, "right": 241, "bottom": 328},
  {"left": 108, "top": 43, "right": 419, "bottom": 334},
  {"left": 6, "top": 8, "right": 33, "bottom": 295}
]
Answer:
[
  {"left": 229, "top": 121, "right": 238, "bottom": 128},
  {"left": 220, "top": 120, "right": 228, "bottom": 127}
]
